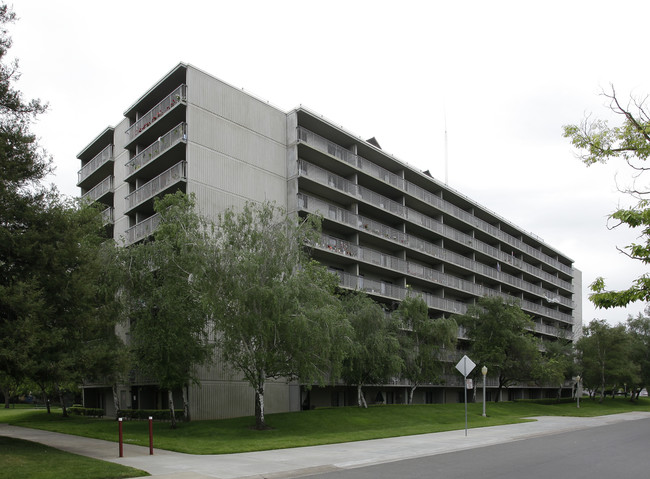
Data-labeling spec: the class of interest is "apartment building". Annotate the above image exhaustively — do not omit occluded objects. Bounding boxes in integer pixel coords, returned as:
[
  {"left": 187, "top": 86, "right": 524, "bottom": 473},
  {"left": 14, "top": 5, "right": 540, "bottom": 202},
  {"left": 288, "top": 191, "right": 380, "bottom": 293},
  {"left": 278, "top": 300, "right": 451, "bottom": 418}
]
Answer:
[{"left": 78, "top": 63, "right": 582, "bottom": 418}]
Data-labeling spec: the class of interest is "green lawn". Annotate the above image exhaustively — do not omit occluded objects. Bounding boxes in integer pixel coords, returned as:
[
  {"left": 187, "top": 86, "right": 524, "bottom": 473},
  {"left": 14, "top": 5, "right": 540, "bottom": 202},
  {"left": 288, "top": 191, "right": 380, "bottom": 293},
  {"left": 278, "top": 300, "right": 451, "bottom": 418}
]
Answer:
[
  {"left": 0, "top": 436, "right": 148, "bottom": 479},
  {"left": 2, "top": 397, "right": 649, "bottom": 455}
]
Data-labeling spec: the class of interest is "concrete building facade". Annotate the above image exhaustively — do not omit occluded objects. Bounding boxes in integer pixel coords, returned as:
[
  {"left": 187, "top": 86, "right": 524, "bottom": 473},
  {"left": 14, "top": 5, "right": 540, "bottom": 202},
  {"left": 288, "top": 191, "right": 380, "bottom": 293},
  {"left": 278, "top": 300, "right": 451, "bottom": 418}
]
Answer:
[{"left": 77, "top": 63, "right": 581, "bottom": 418}]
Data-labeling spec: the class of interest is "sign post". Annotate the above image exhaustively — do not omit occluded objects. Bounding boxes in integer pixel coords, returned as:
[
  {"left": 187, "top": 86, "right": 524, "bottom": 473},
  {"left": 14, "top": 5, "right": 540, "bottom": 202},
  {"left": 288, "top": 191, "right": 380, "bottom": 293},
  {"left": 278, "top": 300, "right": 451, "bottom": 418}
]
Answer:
[{"left": 455, "top": 355, "right": 476, "bottom": 437}]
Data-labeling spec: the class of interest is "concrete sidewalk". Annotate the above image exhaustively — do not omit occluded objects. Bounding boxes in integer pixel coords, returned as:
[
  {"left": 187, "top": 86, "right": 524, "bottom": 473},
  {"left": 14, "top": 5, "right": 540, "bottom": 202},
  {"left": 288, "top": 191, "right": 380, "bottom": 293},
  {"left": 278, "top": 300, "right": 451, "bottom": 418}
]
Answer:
[{"left": 2, "top": 412, "right": 649, "bottom": 479}]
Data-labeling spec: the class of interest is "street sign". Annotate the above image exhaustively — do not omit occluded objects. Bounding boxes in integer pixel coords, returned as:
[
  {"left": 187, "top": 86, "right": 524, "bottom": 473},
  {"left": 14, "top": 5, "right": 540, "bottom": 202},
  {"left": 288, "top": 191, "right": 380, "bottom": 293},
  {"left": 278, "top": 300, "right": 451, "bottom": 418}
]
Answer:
[
  {"left": 455, "top": 354, "right": 476, "bottom": 437},
  {"left": 455, "top": 355, "right": 476, "bottom": 377}
]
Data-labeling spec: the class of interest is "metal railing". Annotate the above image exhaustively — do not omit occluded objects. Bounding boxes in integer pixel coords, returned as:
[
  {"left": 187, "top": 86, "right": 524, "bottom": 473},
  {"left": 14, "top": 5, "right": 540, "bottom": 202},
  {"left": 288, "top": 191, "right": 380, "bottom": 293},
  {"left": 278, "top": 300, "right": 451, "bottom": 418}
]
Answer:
[
  {"left": 125, "top": 161, "right": 186, "bottom": 212},
  {"left": 312, "top": 233, "right": 572, "bottom": 308},
  {"left": 82, "top": 175, "right": 114, "bottom": 203},
  {"left": 297, "top": 127, "right": 573, "bottom": 276},
  {"left": 78, "top": 144, "right": 113, "bottom": 184},
  {"left": 299, "top": 193, "right": 574, "bottom": 325},
  {"left": 126, "top": 123, "right": 187, "bottom": 177},
  {"left": 101, "top": 207, "right": 114, "bottom": 225},
  {"left": 298, "top": 161, "right": 573, "bottom": 293},
  {"left": 125, "top": 85, "right": 187, "bottom": 142},
  {"left": 125, "top": 214, "right": 161, "bottom": 245}
]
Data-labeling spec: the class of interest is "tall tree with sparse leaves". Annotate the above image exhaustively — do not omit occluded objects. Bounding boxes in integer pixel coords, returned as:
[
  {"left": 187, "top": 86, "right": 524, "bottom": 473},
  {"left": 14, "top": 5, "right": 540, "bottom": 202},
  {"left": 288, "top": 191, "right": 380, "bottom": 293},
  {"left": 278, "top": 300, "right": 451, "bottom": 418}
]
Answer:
[
  {"left": 456, "top": 296, "right": 540, "bottom": 401},
  {"left": 564, "top": 87, "right": 650, "bottom": 308},
  {"left": 397, "top": 293, "right": 457, "bottom": 404},
  {"left": 340, "top": 292, "right": 403, "bottom": 408},
  {"left": 206, "top": 201, "right": 349, "bottom": 429},
  {"left": 120, "top": 192, "right": 213, "bottom": 428},
  {"left": 626, "top": 308, "right": 650, "bottom": 400},
  {"left": 576, "top": 319, "right": 636, "bottom": 403}
]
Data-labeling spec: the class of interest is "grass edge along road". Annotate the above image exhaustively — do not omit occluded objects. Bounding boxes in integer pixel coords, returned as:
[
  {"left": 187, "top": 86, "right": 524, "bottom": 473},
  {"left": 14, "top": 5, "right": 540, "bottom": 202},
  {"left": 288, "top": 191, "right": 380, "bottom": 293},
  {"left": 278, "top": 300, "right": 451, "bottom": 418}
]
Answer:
[
  {"left": 0, "top": 435, "right": 149, "bottom": 479},
  {"left": 2, "top": 398, "right": 649, "bottom": 455}
]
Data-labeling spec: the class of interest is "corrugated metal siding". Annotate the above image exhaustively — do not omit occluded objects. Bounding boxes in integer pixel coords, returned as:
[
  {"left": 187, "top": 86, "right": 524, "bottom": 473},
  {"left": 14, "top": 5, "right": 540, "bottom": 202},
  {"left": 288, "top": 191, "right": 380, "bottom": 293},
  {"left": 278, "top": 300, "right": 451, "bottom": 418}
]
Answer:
[
  {"left": 187, "top": 67, "right": 287, "bottom": 145},
  {"left": 187, "top": 106, "right": 287, "bottom": 178},
  {"left": 189, "top": 379, "right": 295, "bottom": 420}
]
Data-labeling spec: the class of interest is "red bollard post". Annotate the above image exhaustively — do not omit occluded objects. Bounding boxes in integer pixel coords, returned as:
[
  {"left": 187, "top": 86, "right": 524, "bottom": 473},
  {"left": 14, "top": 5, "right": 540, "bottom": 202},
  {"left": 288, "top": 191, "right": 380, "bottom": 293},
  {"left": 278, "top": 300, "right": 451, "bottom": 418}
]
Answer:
[
  {"left": 118, "top": 417, "right": 123, "bottom": 458},
  {"left": 148, "top": 416, "right": 153, "bottom": 455}
]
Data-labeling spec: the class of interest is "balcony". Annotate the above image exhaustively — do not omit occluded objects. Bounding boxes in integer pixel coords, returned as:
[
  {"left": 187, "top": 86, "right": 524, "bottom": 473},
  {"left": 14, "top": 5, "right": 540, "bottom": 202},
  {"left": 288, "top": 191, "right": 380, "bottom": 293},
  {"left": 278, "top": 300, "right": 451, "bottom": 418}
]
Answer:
[
  {"left": 125, "top": 214, "right": 161, "bottom": 245},
  {"left": 77, "top": 144, "right": 113, "bottom": 188},
  {"left": 101, "top": 207, "right": 114, "bottom": 225},
  {"left": 298, "top": 127, "right": 573, "bottom": 277},
  {"left": 299, "top": 194, "right": 573, "bottom": 325},
  {"left": 125, "top": 123, "right": 187, "bottom": 180},
  {"left": 314, "top": 232, "right": 573, "bottom": 317},
  {"left": 125, "top": 162, "right": 186, "bottom": 214},
  {"left": 82, "top": 175, "right": 114, "bottom": 204},
  {"left": 298, "top": 162, "right": 573, "bottom": 293},
  {"left": 125, "top": 85, "right": 187, "bottom": 148}
]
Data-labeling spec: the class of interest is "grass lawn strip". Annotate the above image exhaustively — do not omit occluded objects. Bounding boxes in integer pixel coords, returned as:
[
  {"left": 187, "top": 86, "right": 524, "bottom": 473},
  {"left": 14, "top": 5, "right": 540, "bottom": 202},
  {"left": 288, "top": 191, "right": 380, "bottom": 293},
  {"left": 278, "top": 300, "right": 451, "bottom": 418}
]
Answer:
[
  {"left": 0, "top": 436, "right": 148, "bottom": 479},
  {"left": 2, "top": 397, "right": 649, "bottom": 455}
]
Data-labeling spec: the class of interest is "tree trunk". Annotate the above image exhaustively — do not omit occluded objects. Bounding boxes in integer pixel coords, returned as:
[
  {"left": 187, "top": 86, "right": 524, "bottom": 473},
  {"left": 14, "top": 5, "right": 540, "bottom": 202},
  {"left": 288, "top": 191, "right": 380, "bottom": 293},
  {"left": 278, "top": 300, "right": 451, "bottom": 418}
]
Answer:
[
  {"left": 255, "top": 386, "right": 265, "bottom": 429},
  {"left": 111, "top": 383, "right": 120, "bottom": 419},
  {"left": 357, "top": 384, "right": 368, "bottom": 408},
  {"left": 55, "top": 383, "right": 68, "bottom": 417},
  {"left": 408, "top": 384, "right": 417, "bottom": 405},
  {"left": 1, "top": 385, "right": 9, "bottom": 408},
  {"left": 168, "top": 389, "right": 177, "bottom": 429},
  {"left": 41, "top": 387, "right": 51, "bottom": 414},
  {"left": 182, "top": 384, "right": 190, "bottom": 422}
]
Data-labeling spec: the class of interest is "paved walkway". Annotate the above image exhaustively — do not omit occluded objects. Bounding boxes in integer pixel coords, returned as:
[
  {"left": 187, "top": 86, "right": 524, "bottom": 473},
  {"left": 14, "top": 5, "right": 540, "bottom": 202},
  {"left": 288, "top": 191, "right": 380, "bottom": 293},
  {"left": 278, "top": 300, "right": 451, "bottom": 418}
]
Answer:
[{"left": 2, "top": 412, "right": 649, "bottom": 479}]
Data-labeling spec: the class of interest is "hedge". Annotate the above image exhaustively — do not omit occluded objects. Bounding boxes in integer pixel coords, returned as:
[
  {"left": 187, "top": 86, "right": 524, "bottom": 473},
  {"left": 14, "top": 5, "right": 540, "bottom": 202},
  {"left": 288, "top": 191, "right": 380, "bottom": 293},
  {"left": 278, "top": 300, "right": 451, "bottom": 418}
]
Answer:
[
  {"left": 117, "top": 409, "right": 185, "bottom": 421},
  {"left": 68, "top": 406, "right": 104, "bottom": 418}
]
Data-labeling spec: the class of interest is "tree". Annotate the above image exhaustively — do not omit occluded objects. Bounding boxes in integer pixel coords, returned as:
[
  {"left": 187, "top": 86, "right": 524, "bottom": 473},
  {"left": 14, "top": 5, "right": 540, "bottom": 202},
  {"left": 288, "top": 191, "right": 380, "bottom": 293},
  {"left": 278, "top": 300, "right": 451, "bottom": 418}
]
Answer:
[
  {"left": 0, "top": 3, "right": 50, "bottom": 408},
  {"left": 340, "top": 292, "right": 403, "bottom": 408},
  {"left": 576, "top": 319, "right": 636, "bottom": 403},
  {"left": 20, "top": 198, "right": 120, "bottom": 416},
  {"left": 534, "top": 337, "right": 576, "bottom": 401},
  {"left": 206, "top": 202, "right": 349, "bottom": 429},
  {"left": 397, "top": 293, "right": 457, "bottom": 404},
  {"left": 626, "top": 307, "right": 650, "bottom": 400},
  {"left": 120, "top": 193, "right": 213, "bottom": 428},
  {"left": 564, "top": 87, "right": 650, "bottom": 308},
  {"left": 456, "top": 296, "right": 541, "bottom": 401}
]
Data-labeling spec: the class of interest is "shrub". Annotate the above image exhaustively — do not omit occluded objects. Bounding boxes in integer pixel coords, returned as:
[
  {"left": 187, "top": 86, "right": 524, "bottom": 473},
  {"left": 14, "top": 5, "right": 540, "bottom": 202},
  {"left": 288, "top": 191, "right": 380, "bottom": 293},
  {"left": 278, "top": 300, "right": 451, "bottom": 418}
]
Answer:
[
  {"left": 117, "top": 409, "right": 185, "bottom": 421},
  {"left": 68, "top": 407, "right": 104, "bottom": 418}
]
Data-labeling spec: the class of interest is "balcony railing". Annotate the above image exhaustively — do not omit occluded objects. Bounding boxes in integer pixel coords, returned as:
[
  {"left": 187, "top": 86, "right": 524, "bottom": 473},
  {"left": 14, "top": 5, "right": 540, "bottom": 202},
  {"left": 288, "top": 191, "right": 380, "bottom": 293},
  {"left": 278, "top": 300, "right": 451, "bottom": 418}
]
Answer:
[
  {"left": 78, "top": 144, "right": 113, "bottom": 185},
  {"left": 300, "top": 194, "right": 574, "bottom": 325},
  {"left": 313, "top": 233, "right": 573, "bottom": 309},
  {"left": 82, "top": 175, "right": 114, "bottom": 203},
  {"left": 126, "top": 123, "right": 187, "bottom": 178},
  {"left": 125, "top": 162, "right": 186, "bottom": 212},
  {"left": 125, "top": 85, "right": 187, "bottom": 143},
  {"left": 101, "top": 207, "right": 114, "bottom": 225},
  {"left": 298, "top": 127, "right": 573, "bottom": 276},
  {"left": 125, "top": 214, "right": 161, "bottom": 245},
  {"left": 298, "top": 161, "right": 573, "bottom": 293}
]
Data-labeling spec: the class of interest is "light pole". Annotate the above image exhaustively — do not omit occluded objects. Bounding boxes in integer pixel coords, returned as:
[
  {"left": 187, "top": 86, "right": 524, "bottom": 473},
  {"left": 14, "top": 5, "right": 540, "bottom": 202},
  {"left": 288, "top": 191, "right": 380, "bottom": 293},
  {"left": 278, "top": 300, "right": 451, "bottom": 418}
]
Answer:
[
  {"left": 482, "top": 365, "right": 488, "bottom": 417},
  {"left": 576, "top": 375, "right": 581, "bottom": 409}
]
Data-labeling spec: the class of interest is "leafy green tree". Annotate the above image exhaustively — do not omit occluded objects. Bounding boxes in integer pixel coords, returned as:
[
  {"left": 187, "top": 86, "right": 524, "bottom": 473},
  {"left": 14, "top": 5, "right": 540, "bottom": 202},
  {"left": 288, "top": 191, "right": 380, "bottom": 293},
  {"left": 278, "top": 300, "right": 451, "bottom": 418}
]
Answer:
[
  {"left": 397, "top": 293, "right": 457, "bottom": 404},
  {"left": 119, "top": 193, "right": 213, "bottom": 428},
  {"left": 564, "top": 87, "right": 650, "bottom": 308},
  {"left": 206, "top": 201, "right": 349, "bottom": 429},
  {"left": 626, "top": 308, "right": 650, "bottom": 400},
  {"left": 534, "top": 337, "right": 576, "bottom": 401},
  {"left": 456, "top": 296, "right": 541, "bottom": 401},
  {"left": 340, "top": 292, "right": 403, "bottom": 408},
  {"left": 0, "top": 3, "right": 50, "bottom": 409},
  {"left": 576, "top": 319, "right": 636, "bottom": 403}
]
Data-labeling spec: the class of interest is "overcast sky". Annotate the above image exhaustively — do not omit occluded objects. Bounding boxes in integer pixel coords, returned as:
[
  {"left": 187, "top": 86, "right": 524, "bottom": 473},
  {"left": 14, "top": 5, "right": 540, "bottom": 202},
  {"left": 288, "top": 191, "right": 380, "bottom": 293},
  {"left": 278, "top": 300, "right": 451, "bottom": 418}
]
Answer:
[{"left": 9, "top": 0, "right": 650, "bottom": 327}]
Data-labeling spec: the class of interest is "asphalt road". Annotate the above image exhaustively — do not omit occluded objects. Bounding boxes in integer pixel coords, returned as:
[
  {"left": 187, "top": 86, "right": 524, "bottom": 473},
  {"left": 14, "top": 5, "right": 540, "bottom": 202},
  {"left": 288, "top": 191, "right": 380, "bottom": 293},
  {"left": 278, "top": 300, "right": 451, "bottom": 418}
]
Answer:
[{"left": 305, "top": 417, "right": 650, "bottom": 479}]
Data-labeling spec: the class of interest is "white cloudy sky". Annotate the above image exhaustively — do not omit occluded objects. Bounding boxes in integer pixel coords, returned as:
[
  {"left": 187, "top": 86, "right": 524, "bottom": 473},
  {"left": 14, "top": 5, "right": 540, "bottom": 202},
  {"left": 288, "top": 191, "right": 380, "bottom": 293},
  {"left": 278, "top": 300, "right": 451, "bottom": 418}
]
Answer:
[{"left": 9, "top": 0, "right": 650, "bottom": 326}]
